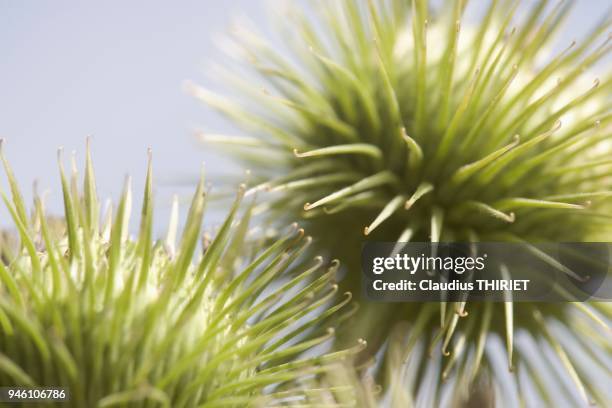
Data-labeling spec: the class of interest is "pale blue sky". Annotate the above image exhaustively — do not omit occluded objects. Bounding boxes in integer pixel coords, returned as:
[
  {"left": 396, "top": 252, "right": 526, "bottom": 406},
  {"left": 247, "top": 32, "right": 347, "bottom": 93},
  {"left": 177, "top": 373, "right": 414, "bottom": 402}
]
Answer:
[
  {"left": 0, "top": 0, "right": 608, "bottom": 232},
  {"left": 0, "top": 0, "right": 268, "bottom": 229}
]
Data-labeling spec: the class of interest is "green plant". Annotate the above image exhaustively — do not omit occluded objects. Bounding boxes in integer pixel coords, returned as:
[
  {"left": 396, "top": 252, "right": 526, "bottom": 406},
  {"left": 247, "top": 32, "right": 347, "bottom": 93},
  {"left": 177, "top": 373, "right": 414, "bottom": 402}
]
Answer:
[
  {"left": 0, "top": 140, "right": 366, "bottom": 407},
  {"left": 192, "top": 0, "right": 612, "bottom": 405}
]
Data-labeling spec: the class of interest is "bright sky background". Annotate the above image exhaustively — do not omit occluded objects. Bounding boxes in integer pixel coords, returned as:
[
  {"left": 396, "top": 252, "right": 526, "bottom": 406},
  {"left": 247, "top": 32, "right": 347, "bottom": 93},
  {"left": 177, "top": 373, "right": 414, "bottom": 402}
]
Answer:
[{"left": 0, "top": 0, "right": 608, "bottom": 233}]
